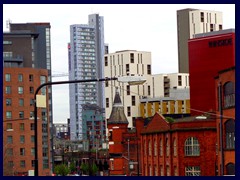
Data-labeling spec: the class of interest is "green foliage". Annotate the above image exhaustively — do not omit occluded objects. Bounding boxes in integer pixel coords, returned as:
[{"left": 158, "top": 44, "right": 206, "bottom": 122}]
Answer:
[
  {"left": 165, "top": 117, "right": 174, "bottom": 123},
  {"left": 69, "top": 162, "right": 76, "bottom": 173},
  {"left": 54, "top": 163, "right": 70, "bottom": 176},
  {"left": 80, "top": 163, "right": 89, "bottom": 175},
  {"left": 91, "top": 163, "right": 98, "bottom": 176}
]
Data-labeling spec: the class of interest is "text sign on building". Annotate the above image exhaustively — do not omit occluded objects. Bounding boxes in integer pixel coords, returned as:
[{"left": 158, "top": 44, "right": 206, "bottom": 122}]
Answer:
[{"left": 209, "top": 38, "right": 232, "bottom": 48}]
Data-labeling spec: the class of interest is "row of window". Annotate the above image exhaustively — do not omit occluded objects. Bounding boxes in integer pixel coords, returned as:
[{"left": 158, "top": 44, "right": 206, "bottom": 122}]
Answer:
[
  {"left": 5, "top": 111, "right": 34, "bottom": 119},
  {"left": 5, "top": 86, "right": 35, "bottom": 94},
  {"left": 144, "top": 137, "right": 200, "bottom": 157},
  {"left": 7, "top": 135, "right": 35, "bottom": 144},
  {"left": 6, "top": 98, "right": 35, "bottom": 107},
  {"left": 5, "top": 73, "right": 34, "bottom": 82},
  {"left": 7, "top": 159, "right": 49, "bottom": 169}
]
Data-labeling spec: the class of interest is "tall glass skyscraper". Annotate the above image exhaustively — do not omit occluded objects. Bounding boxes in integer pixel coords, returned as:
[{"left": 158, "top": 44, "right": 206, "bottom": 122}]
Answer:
[{"left": 68, "top": 14, "right": 105, "bottom": 141}]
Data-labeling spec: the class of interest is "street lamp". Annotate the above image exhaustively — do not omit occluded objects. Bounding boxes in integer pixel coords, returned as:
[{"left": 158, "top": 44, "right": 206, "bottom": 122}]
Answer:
[{"left": 34, "top": 76, "right": 146, "bottom": 176}]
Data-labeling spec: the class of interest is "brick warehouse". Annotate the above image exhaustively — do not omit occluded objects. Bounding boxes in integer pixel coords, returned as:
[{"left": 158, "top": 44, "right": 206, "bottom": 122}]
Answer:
[
  {"left": 215, "top": 66, "right": 235, "bottom": 175},
  {"left": 140, "top": 113, "right": 217, "bottom": 176},
  {"left": 107, "top": 89, "right": 219, "bottom": 176}
]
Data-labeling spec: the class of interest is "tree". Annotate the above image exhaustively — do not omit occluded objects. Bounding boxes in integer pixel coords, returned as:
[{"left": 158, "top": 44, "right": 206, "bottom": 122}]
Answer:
[
  {"left": 80, "top": 163, "right": 89, "bottom": 175},
  {"left": 54, "top": 164, "right": 70, "bottom": 176},
  {"left": 165, "top": 117, "right": 174, "bottom": 123},
  {"left": 69, "top": 162, "right": 76, "bottom": 174},
  {"left": 91, "top": 163, "right": 98, "bottom": 176}
]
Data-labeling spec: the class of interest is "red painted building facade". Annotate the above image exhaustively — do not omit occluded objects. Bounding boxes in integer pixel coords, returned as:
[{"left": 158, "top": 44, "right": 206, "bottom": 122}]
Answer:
[{"left": 188, "top": 29, "right": 235, "bottom": 116}]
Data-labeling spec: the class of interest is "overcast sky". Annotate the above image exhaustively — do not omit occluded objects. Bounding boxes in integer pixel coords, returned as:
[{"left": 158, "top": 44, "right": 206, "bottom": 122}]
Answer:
[{"left": 3, "top": 4, "right": 235, "bottom": 123}]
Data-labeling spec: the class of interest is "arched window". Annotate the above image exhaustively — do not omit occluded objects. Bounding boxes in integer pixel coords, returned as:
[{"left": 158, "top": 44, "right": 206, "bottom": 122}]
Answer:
[
  {"left": 173, "top": 138, "right": 177, "bottom": 156},
  {"left": 159, "top": 138, "right": 163, "bottom": 156},
  {"left": 225, "top": 119, "right": 235, "bottom": 149},
  {"left": 144, "top": 140, "right": 146, "bottom": 156},
  {"left": 148, "top": 140, "right": 152, "bottom": 156},
  {"left": 226, "top": 163, "right": 235, "bottom": 175},
  {"left": 154, "top": 139, "right": 157, "bottom": 156},
  {"left": 223, "top": 81, "right": 235, "bottom": 108},
  {"left": 166, "top": 138, "right": 169, "bottom": 156},
  {"left": 184, "top": 137, "right": 200, "bottom": 156}
]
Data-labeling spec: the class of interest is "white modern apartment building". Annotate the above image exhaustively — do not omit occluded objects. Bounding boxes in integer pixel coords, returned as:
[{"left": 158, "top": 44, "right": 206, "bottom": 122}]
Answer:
[
  {"left": 68, "top": 14, "right": 105, "bottom": 140},
  {"left": 177, "top": 8, "right": 223, "bottom": 73},
  {"left": 151, "top": 73, "right": 190, "bottom": 98},
  {"left": 104, "top": 50, "right": 152, "bottom": 127}
]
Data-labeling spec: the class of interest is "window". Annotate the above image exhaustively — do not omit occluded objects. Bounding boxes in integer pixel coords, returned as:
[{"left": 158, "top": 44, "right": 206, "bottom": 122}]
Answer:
[
  {"left": 126, "top": 64, "right": 130, "bottom": 73},
  {"left": 154, "top": 139, "right": 157, "bottom": 156},
  {"left": 130, "top": 53, "right": 134, "bottom": 63},
  {"left": 7, "top": 148, "right": 13, "bottom": 156},
  {"left": 18, "top": 74, "right": 23, "bottom": 82},
  {"left": 5, "top": 74, "right": 11, "bottom": 82},
  {"left": 132, "top": 96, "right": 136, "bottom": 106},
  {"left": 226, "top": 163, "right": 235, "bottom": 175},
  {"left": 31, "top": 123, "right": 35, "bottom": 130},
  {"left": 20, "top": 135, "right": 25, "bottom": 143},
  {"left": 185, "top": 166, "right": 201, "bottom": 176},
  {"left": 148, "top": 140, "right": 152, "bottom": 156},
  {"left": 6, "top": 98, "right": 12, "bottom": 106},
  {"left": 127, "top": 106, "right": 131, "bottom": 116},
  {"left": 127, "top": 85, "right": 130, "bottom": 95},
  {"left": 6, "top": 111, "right": 12, "bottom": 119},
  {"left": 18, "top": 87, "right": 24, "bottom": 94},
  {"left": 223, "top": 82, "right": 235, "bottom": 108},
  {"left": 147, "top": 65, "right": 151, "bottom": 74},
  {"left": 29, "top": 74, "right": 34, "bottom": 82},
  {"left": 106, "top": 98, "right": 109, "bottom": 108},
  {"left": 32, "top": 160, "right": 35, "bottom": 167},
  {"left": 200, "top": 12, "right": 204, "bottom": 22},
  {"left": 173, "top": 138, "right": 177, "bottom": 156},
  {"left": 166, "top": 165, "right": 170, "bottom": 176},
  {"left": 6, "top": 86, "right": 11, "bottom": 94},
  {"left": 20, "top": 160, "right": 26, "bottom": 168},
  {"left": 30, "top": 99, "right": 34, "bottom": 106},
  {"left": 166, "top": 138, "right": 170, "bottom": 156},
  {"left": 43, "top": 159, "right": 49, "bottom": 169},
  {"left": 148, "top": 85, "right": 151, "bottom": 96},
  {"left": 31, "top": 148, "right": 35, "bottom": 156},
  {"left": 7, "top": 123, "right": 12, "bottom": 130},
  {"left": 105, "top": 56, "right": 108, "bottom": 66},
  {"left": 105, "top": 81, "right": 108, "bottom": 87},
  {"left": 30, "top": 87, "right": 34, "bottom": 94},
  {"left": 178, "top": 75, "right": 182, "bottom": 86},
  {"left": 19, "top": 99, "right": 24, "bottom": 106},
  {"left": 20, "top": 148, "right": 25, "bottom": 156},
  {"left": 31, "top": 135, "right": 35, "bottom": 143},
  {"left": 20, "top": 123, "right": 24, "bottom": 131},
  {"left": 19, "top": 111, "right": 24, "bottom": 119},
  {"left": 8, "top": 161, "right": 14, "bottom": 168},
  {"left": 159, "top": 139, "right": 163, "bottom": 156},
  {"left": 225, "top": 119, "right": 235, "bottom": 149},
  {"left": 210, "top": 24, "right": 214, "bottom": 31},
  {"left": 185, "top": 137, "right": 200, "bottom": 156},
  {"left": 7, "top": 136, "right": 13, "bottom": 144},
  {"left": 174, "top": 166, "right": 178, "bottom": 176},
  {"left": 144, "top": 140, "right": 146, "bottom": 156},
  {"left": 219, "top": 24, "right": 223, "bottom": 30}
]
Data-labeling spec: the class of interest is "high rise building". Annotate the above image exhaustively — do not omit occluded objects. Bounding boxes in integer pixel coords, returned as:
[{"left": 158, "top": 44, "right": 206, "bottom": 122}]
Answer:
[
  {"left": 68, "top": 14, "right": 105, "bottom": 140},
  {"left": 3, "top": 23, "right": 52, "bottom": 176},
  {"left": 104, "top": 50, "right": 152, "bottom": 128},
  {"left": 177, "top": 8, "right": 223, "bottom": 73}
]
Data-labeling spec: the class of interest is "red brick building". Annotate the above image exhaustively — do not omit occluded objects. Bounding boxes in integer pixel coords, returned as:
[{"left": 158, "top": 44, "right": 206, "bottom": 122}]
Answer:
[
  {"left": 188, "top": 29, "right": 235, "bottom": 116},
  {"left": 3, "top": 68, "right": 51, "bottom": 176},
  {"left": 140, "top": 113, "right": 217, "bottom": 176},
  {"left": 214, "top": 66, "right": 235, "bottom": 175}
]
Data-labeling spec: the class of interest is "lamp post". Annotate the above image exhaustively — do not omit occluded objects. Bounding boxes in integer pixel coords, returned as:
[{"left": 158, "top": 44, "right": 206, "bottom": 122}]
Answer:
[{"left": 34, "top": 76, "right": 146, "bottom": 176}]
